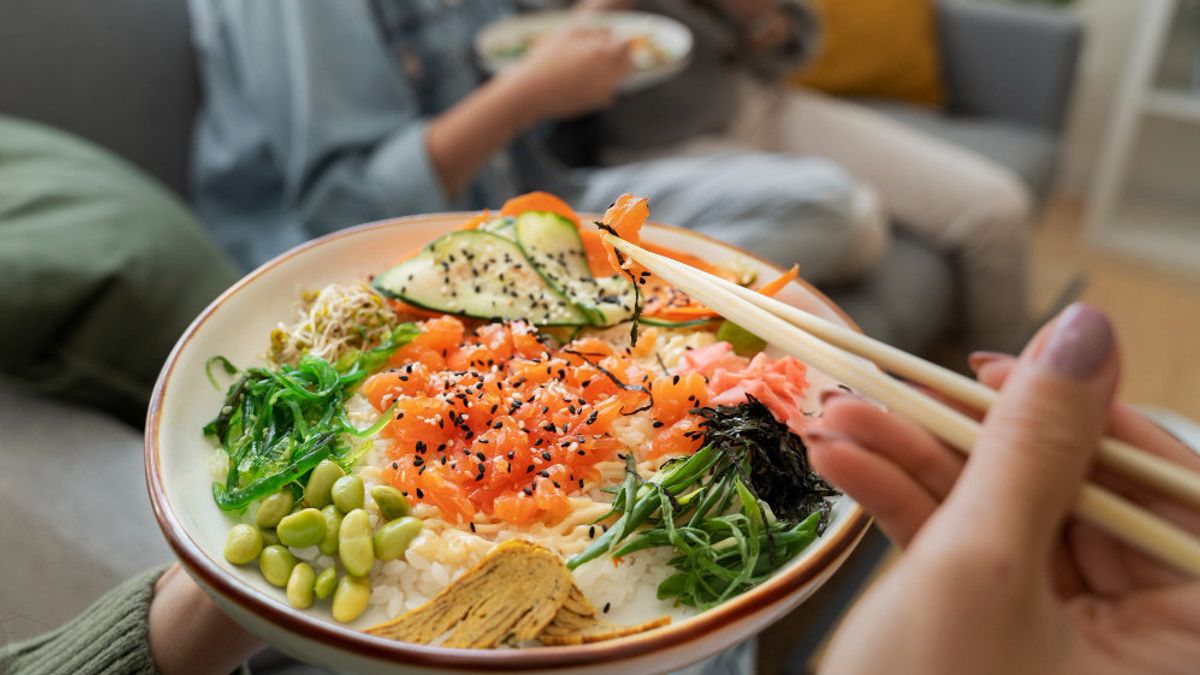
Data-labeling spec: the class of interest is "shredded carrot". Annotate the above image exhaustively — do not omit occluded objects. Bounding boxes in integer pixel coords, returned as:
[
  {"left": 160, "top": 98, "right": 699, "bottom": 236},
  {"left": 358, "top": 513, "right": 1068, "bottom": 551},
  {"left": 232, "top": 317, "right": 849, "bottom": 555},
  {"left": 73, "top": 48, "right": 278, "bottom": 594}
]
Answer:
[
  {"left": 499, "top": 192, "right": 581, "bottom": 226},
  {"left": 756, "top": 265, "right": 799, "bottom": 297},
  {"left": 461, "top": 209, "right": 491, "bottom": 231},
  {"left": 386, "top": 298, "right": 443, "bottom": 319},
  {"left": 641, "top": 264, "right": 801, "bottom": 321}
]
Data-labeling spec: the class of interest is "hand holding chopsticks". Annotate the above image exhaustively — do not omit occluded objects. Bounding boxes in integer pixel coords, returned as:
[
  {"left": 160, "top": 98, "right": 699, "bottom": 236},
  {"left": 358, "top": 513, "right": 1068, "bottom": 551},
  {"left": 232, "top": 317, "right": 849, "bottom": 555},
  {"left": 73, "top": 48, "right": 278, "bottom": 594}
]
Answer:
[{"left": 604, "top": 234, "right": 1200, "bottom": 576}]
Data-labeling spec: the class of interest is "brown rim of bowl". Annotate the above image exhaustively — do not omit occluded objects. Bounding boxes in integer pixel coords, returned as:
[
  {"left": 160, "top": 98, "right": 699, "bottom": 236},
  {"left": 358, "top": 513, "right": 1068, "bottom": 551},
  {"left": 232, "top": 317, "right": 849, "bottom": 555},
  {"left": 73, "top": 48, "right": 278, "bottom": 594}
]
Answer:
[{"left": 145, "top": 213, "right": 873, "bottom": 671}]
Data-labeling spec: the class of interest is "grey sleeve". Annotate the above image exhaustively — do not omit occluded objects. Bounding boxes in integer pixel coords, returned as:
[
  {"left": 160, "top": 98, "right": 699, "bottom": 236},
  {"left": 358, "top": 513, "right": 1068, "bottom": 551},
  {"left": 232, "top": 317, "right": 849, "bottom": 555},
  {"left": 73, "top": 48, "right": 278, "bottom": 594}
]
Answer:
[
  {"left": 192, "top": 0, "right": 449, "bottom": 235},
  {"left": 0, "top": 567, "right": 168, "bottom": 675}
]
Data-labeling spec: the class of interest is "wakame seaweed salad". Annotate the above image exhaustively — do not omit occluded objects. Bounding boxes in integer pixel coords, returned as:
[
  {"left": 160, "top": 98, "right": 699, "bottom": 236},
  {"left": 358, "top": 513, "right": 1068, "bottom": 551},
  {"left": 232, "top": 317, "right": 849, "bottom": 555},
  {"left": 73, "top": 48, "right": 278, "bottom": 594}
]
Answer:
[{"left": 204, "top": 323, "right": 419, "bottom": 511}]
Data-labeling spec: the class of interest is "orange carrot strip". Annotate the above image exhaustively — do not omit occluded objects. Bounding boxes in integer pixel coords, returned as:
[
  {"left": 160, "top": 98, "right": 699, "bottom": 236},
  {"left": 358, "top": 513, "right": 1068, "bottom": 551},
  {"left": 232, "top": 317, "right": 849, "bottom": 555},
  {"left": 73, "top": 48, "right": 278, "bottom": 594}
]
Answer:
[
  {"left": 386, "top": 299, "right": 443, "bottom": 319},
  {"left": 461, "top": 209, "right": 491, "bottom": 230},
  {"left": 756, "top": 265, "right": 799, "bottom": 297},
  {"left": 499, "top": 191, "right": 581, "bottom": 226}
]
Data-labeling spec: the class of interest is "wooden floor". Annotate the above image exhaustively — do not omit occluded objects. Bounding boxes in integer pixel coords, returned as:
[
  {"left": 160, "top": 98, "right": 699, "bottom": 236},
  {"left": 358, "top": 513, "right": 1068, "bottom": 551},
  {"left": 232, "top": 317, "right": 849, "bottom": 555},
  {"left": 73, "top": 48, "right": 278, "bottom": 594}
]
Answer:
[
  {"left": 1031, "top": 198, "right": 1200, "bottom": 420},
  {"left": 759, "top": 195, "right": 1200, "bottom": 675}
]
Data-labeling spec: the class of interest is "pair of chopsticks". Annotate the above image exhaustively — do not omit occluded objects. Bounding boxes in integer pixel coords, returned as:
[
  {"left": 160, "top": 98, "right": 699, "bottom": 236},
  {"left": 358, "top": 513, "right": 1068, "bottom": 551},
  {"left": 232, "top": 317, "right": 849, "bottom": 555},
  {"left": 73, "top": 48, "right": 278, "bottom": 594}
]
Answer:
[{"left": 604, "top": 235, "right": 1200, "bottom": 576}]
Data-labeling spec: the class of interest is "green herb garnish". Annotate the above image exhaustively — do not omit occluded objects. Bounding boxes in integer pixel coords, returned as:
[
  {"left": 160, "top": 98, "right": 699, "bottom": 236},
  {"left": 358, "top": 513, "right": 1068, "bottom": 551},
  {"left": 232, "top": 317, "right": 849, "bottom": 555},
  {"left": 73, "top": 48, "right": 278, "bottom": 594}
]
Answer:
[
  {"left": 566, "top": 398, "right": 837, "bottom": 609},
  {"left": 204, "top": 323, "right": 418, "bottom": 511}
]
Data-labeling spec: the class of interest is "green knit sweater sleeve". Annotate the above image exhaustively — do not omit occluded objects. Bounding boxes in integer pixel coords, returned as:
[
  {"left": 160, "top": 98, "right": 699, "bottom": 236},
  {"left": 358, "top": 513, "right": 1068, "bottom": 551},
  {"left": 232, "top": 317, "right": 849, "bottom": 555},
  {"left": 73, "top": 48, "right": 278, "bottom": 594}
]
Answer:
[{"left": 0, "top": 566, "right": 168, "bottom": 674}]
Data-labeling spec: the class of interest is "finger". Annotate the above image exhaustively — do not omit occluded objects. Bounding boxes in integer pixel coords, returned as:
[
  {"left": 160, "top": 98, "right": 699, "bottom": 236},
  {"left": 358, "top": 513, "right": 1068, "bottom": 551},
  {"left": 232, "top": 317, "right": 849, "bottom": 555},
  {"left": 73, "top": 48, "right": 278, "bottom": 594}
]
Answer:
[
  {"left": 1107, "top": 403, "right": 1200, "bottom": 470},
  {"left": 806, "top": 429, "right": 939, "bottom": 548},
  {"left": 967, "top": 350, "right": 1012, "bottom": 374},
  {"left": 972, "top": 354, "right": 1017, "bottom": 391},
  {"left": 819, "top": 392, "right": 964, "bottom": 499},
  {"left": 936, "top": 303, "right": 1120, "bottom": 557}
]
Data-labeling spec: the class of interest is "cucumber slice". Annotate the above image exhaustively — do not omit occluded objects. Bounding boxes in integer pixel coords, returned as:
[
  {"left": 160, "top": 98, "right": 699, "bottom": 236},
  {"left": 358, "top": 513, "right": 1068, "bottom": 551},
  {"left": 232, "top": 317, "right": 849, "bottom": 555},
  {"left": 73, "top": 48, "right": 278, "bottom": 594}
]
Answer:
[
  {"left": 372, "top": 230, "right": 589, "bottom": 326},
  {"left": 638, "top": 316, "right": 717, "bottom": 329},
  {"left": 514, "top": 211, "right": 636, "bottom": 326},
  {"left": 478, "top": 216, "right": 515, "bottom": 238}
]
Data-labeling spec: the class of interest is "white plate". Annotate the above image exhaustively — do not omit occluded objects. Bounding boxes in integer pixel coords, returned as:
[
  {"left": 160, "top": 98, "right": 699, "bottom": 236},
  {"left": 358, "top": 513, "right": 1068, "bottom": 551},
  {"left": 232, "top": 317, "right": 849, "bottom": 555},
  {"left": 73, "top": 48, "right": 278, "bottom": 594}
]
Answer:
[
  {"left": 146, "top": 213, "right": 871, "bottom": 674},
  {"left": 475, "top": 11, "right": 693, "bottom": 93}
]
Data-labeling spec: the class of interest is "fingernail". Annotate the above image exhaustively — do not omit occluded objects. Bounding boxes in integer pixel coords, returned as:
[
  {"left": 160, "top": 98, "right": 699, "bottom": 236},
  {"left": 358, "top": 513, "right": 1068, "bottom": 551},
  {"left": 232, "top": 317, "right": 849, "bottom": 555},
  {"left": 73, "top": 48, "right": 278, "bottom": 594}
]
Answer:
[
  {"left": 800, "top": 427, "right": 854, "bottom": 446},
  {"left": 968, "top": 351, "right": 1007, "bottom": 373},
  {"left": 819, "top": 386, "right": 856, "bottom": 407},
  {"left": 1039, "top": 304, "right": 1113, "bottom": 379}
]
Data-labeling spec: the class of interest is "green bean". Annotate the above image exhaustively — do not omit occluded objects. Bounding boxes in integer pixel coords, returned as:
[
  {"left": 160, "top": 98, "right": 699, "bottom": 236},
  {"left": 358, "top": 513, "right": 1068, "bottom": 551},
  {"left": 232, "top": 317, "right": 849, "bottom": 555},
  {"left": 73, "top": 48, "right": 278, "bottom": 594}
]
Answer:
[
  {"left": 286, "top": 562, "right": 316, "bottom": 609},
  {"left": 332, "top": 575, "right": 370, "bottom": 623},
  {"left": 370, "top": 485, "right": 410, "bottom": 520},
  {"left": 276, "top": 508, "right": 327, "bottom": 548},
  {"left": 331, "top": 475, "right": 364, "bottom": 513},
  {"left": 223, "top": 524, "right": 263, "bottom": 565},
  {"left": 318, "top": 505, "right": 343, "bottom": 556},
  {"left": 313, "top": 567, "right": 338, "bottom": 600},
  {"left": 254, "top": 490, "right": 294, "bottom": 529},
  {"left": 373, "top": 516, "right": 422, "bottom": 562},
  {"left": 259, "top": 545, "right": 298, "bottom": 587},
  {"left": 338, "top": 508, "right": 375, "bottom": 577},
  {"left": 304, "top": 459, "right": 344, "bottom": 508}
]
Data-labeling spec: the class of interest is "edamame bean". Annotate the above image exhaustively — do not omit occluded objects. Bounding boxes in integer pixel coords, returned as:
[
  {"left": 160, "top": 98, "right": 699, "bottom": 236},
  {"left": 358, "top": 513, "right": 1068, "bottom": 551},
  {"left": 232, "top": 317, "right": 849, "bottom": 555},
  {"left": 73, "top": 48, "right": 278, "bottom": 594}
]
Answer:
[
  {"left": 318, "top": 505, "right": 343, "bottom": 556},
  {"left": 373, "top": 516, "right": 423, "bottom": 562},
  {"left": 338, "top": 508, "right": 375, "bottom": 577},
  {"left": 259, "top": 545, "right": 298, "bottom": 587},
  {"left": 286, "top": 562, "right": 316, "bottom": 609},
  {"left": 261, "top": 529, "right": 281, "bottom": 547},
  {"left": 255, "top": 490, "right": 294, "bottom": 529},
  {"left": 331, "top": 475, "right": 364, "bottom": 513},
  {"left": 370, "top": 485, "right": 410, "bottom": 520},
  {"left": 276, "top": 508, "right": 327, "bottom": 548},
  {"left": 313, "top": 567, "right": 338, "bottom": 600},
  {"left": 223, "top": 524, "right": 263, "bottom": 565},
  {"left": 331, "top": 575, "right": 370, "bottom": 623},
  {"left": 304, "top": 459, "right": 344, "bottom": 508}
]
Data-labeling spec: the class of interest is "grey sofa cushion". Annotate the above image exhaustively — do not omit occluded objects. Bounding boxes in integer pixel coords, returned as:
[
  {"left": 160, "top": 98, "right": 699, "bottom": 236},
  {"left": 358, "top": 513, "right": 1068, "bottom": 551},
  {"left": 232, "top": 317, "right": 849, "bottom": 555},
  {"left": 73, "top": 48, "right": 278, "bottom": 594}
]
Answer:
[
  {"left": 0, "top": 386, "right": 171, "bottom": 643},
  {"left": 863, "top": 100, "right": 1060, "bottom": 201},
  {"left": 0, "top": 0, "right": 198, "bottom": 197},
  {"left": 824, "top": 231, "right": 955, "bottom": 354}
]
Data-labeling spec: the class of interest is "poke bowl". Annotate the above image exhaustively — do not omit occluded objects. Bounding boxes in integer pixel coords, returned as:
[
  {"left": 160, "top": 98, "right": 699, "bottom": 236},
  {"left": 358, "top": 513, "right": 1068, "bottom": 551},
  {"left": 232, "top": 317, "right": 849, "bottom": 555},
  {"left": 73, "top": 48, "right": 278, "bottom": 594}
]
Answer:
[{"left": 146, "top": 194, "right": 872, "bottom": 674}]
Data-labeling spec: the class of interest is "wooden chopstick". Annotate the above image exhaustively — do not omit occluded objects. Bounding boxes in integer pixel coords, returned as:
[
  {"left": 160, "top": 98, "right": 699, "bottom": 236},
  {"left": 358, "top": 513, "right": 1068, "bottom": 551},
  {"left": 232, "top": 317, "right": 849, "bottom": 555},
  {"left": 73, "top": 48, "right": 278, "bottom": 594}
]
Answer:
[
  {"left": 606, "top": 235, "right": 1200, "bottom": 576},
  {"left": 640, "top": 251, "right": 1200, "bottom": 511}
]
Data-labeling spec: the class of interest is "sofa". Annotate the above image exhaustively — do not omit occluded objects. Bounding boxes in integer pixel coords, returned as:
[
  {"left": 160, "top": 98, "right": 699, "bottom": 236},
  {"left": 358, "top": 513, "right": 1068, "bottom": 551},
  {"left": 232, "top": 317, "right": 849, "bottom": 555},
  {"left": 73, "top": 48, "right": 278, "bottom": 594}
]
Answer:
[{"left": 0, "top": 1, "right": 1081, "bottom": 671}]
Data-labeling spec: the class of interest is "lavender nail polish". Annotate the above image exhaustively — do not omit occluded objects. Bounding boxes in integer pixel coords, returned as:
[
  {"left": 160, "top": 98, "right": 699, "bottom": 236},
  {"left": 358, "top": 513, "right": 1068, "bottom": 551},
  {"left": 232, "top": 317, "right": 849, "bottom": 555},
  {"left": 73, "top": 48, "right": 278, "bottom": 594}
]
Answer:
[{"left": 1039, "top": 304, "right": 1113, "bottom": 379}]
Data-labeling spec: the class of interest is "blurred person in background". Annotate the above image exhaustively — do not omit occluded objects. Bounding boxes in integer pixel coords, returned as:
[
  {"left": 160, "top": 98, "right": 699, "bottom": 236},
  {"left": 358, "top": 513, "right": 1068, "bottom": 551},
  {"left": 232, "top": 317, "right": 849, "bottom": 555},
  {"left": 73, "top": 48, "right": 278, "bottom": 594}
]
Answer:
[
  {"left": 582, "top": 0, "right": 1033, "bottom": 351},
  {"left": 188, "top": 0, "right": 879, "bottom": 292}
]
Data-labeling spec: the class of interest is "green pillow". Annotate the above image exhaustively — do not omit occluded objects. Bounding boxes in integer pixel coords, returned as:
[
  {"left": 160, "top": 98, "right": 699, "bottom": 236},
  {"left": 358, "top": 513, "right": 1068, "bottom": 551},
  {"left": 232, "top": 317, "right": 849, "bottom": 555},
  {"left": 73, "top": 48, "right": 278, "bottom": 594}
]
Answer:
[{"left": 0, "top": 115, "right": 238, "bottom": 424}]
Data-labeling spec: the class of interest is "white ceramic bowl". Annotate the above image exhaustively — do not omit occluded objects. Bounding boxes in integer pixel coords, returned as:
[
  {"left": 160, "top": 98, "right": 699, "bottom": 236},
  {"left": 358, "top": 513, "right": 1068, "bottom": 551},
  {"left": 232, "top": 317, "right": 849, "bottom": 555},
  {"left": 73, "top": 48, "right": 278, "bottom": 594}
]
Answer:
[
  {"left": 146, "top": 214, "right": 871, "bottom": 674},
  {"left": 475, "top": 11, "right": 693, "bottom": 93}
]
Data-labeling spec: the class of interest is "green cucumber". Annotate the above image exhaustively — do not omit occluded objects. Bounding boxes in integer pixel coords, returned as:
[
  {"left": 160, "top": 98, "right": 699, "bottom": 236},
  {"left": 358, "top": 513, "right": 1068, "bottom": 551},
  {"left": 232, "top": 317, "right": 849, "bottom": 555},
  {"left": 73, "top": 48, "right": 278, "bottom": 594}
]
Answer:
[
  {"left": 372, "top": 230, "right": 588, "bottom": 326},
  {"left": 478, "top": 216, "right": 515, "bottom": 238},
  {"left": 716, "top": 320, "right": 766, "bottom": 356},
  {"left": 513, "top": 211, "right": 636, "bottom": 326},
  {"left": 639, "top": 316, "right": 718, "bottom": 329}
]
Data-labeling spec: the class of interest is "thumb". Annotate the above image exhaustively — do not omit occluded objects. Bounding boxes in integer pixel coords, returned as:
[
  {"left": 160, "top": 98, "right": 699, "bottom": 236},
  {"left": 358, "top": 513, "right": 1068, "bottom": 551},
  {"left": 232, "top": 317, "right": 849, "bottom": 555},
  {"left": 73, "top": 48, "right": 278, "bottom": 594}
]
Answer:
[{"left": 936, "top": 303, "right": 1119, "bottom": 556}]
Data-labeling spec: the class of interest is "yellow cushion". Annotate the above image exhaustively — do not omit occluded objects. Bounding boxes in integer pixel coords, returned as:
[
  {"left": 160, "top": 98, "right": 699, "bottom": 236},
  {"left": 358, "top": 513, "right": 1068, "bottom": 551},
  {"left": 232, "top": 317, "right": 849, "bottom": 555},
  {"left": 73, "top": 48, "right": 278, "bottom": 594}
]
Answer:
[{"left": 792, "top": 0, "right": 945, "bottom": 107}]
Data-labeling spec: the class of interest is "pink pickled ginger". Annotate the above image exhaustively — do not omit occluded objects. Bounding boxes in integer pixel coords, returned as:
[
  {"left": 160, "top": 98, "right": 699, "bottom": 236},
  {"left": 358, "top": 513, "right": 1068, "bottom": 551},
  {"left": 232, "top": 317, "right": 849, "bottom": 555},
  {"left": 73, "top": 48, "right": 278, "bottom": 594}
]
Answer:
[{"left": 680, "top": 342, "right": 811, "bottom": 435}]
